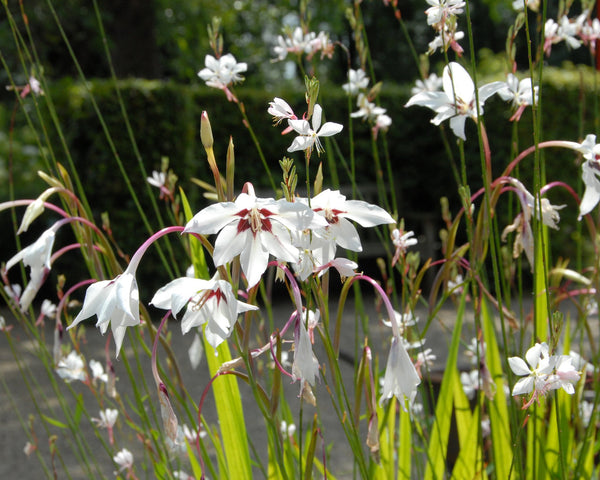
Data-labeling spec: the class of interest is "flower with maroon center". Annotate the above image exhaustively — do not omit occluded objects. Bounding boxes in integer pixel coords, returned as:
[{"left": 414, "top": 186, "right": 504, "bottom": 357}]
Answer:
[
  {"left": 184, "top": 183, "right": 327, "bottom": 288},
  {"left": 151, "top": 275, "right": 258, "bottom": 349},
  {"left": 302, "top": 189, "right": 396, "bottom": 263}
]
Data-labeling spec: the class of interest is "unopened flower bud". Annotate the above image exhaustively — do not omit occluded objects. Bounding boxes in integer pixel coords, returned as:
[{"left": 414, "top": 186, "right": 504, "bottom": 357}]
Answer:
[{"left": 200, "top": 111, "right": 214, "bottom": 150}]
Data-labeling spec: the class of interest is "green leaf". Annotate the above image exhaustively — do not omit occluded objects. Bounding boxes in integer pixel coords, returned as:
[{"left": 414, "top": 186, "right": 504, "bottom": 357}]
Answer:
[
  {"left": 41, "top": 414, "right": 68, "bottom": 429},
  {"left": 424, "top": 291, "right": 467, "bottom": 480}
]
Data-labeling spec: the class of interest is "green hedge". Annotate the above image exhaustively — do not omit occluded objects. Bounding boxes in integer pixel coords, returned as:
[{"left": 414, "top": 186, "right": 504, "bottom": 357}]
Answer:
[{"left": 2, "top": 67, "right": 597, "bottom": 296}]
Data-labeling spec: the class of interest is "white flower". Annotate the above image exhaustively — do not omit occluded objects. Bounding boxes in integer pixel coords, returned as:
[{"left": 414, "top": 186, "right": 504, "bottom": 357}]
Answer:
[
  {"left": 56, "top": 351, "right": 86, "bottom": 383},
  {"left": 113, "top": 448, "right": 134, "bottom": 473},
  {"left": 273, "top": 27, "right": 317, "bottom": 60},
  {"left": 547, "top": 355, "right": 581, "bottom": 394},
  {"left": 382, "top": 310, "right": 418, "bottom": 333},
  {"left": 40, "top": 299, "right": 57, "bottom": 319},
  {"left": 92, "top": 409, "right": 118, "bottom": 429},
  {"left": 379, "top": 335, "right": 421, "bottom": 410},
  {"left": 411, "top": 73, "right": 443, "bottom": 95},
  {"left": 291, "top": 313, "right": 320, "bottom": 391},
  {"left": 306, "top": 189, "right": 395, "bottom": 260},
  {"left": 183, "top": 183, "right": 327, "bottom": 288},
  {"left": 147, "top": 170, "right": 166, "bottom": 189},
  {"left": 571, "top": 134, "right": 600, "bottom": 218},
  {"left": 496, "top": 73, "right": 538, "bottom": 121},
  {"left": 460, "top": 369, "right": 480, "bottom": 399},
  {"left": 89, "top": 359, "right": 108, "bottom": 383},
  {"left": 287, "top": 104, "right": 343, "bottom": 155},
  {"left": 67, "top": 265, "right": 140, "bottom": 356},
  {"left": 342, "top": 68, "right": 369, "bottom": 96},
  {"left": 406, "top": 62, "right": 504, "bottom": 140},
  {"left": 268, "top": 97, "right": 297, "bottom": 124},
  {"left": 508, "top": 342, "right": 555, "bottom": 397},
  {"left": 150, "top": 275, "right": 258, "bottom": 349},
  {"left": 425, "top": 0, "right": 465, "bottom": 27},
  {"left": 428, "top": 28, "right": 465, "bottom": 55},
  {"left": 5, "top": 228, "right": 56, "bottom": 311},
  {"left": 188, "top": 333, "right": 204, "bottom": 369},
  {"left": 512, "top": 0, "right": 539, "bottom": 12},
  {"left": 350, "top": 93, "right": 387, "bottom": 122},
  {"left": 198, "top": 53, "right": 247, "bottom": 90}
]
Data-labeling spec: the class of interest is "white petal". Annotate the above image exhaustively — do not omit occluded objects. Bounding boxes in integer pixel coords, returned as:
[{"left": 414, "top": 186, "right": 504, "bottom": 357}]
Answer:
[
  {"left": 311, "top": 104, "right": 323, "bottom": 131},
  {"left": 184, "top": 202, "right": 239, "bottom": 235},
  {"left": 512, "top": 376, "right": 534, "bottom": 396},
  {"left": 287, "top": 136, "right": 315, "bottom": 152},
  {"left": 342, "top": 200, "right": 395, "bottom": 227},
  {"left": 508, "top": 356, "right": 531, "bottom": 376},
  {"left": 317, "top": 121, "right": 343, "bottom": 137},
  {"left": 239, "top": 235, "right": 270, "bottom": 288},
  {"left": 212, "top": 224, "right": 248, "bottom": 266},
  {"left": 332, "top": 218, "right": 363, "bottom": 251},
  {"left": 449, "top": 115, "right": 468, "bottom": 141}
]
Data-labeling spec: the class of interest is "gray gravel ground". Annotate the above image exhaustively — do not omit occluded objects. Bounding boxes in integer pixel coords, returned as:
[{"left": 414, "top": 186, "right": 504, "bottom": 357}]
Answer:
[{"left": 4, "top": 294, "right": 568, "bottom": 479}]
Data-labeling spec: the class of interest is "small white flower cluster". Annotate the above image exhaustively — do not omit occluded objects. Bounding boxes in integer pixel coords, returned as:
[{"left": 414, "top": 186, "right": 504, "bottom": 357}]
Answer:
[
  {"left": 273, "top": 27, "right": 334, "bottom": 61},
  {"left": 424, "top": 0, "right": 466, "bottom": 56},
  {"left": 342, "top": 68, "right": 392, "bottom": 137},
  {"left": 544, "top": 10, "right": 600, "bottom": 56},
  {"left": 509, "top": 343, "right": 581, "bottom": 409}
]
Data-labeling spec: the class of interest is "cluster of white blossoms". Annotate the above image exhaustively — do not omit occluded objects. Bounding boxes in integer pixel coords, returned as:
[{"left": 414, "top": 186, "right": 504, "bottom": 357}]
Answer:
[
  {"left": 197, "top": 53, "right": 247, "bottom": 102},
  {"left": 273, "top": 26, "right": 334, "bottom": 61},
  {"left": 543, "top": 10, "right": 600, "bottom": 56},
  {"left": 342, "top": 68, "right": 392, "bottom": 137},
  {"left": 424, "top": 0, "right": 466, "bottom": 55},
  {"left": 406, "top": 62, "right": 541, "bottom": 140}
]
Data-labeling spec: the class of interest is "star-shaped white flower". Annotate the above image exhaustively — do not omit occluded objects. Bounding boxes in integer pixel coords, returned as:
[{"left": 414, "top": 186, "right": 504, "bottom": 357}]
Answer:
[
  {"left": 287, "top": 104, "right": 343, "bottom": 155},
  {"left": 56, "top": 351, "right": 87, "bottom": 383},
  {"left": 67, "top": 265, "right": 140, "bottom": 356},
  {"left": 342, "top": 68, "right": 369, "bottom": 96},
  {"left": 406, "top": 62, "right": 504, "bottom": 140},
  {"left": 305, "top": 189, "right": 395, "bottom": 262},
  {"left": 184, "top": 183, "right": 327, "bottom": 288},
  {"left": 508, "top": 342, "right": 555, "bottom": 396},
  {"left": 198, "top": 53, "right": 247, "bottom": 90},
  {"left": 150, "top": 275, "right": 258, "bottom": 349},
  {"left": 496, "top": 73, "right": 538, "bottom": 121}
]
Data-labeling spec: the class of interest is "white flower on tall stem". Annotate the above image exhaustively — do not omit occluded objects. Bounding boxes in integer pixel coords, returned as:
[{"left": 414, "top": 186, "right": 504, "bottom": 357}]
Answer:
[
  {"left": 306, "top": 189, "right": 395, "bottom": 260},
  {"left": 547, "top": 355, "right": 581, "bottom": 394},
  {"left": 501, "top": 178, "right": 565, "bottom": 266},
  {"left": 67, "top": 264, "right": 140, "bottom": 356},
  {"left": 496, "top": 73, "right": 538, "bottom": 121},
  {"left": 113, "top": 448, "right": 134, "bottom": 475},
  {"left": 391, "top": 228, "right": 417, "bottom": 265},
  {"left": 268, "top": 97, "right": 297, "bottom": 124},
  {"left": 56, "top": 351, "right": 87, "bottom": 383},
  {"left": 291, "top": 312, "right": 320, "bottom": 392},
  {"left": 198, "top": 53, "right": 247, "bottom": 102},
  {"left": 342, "top": 68, "right": 369, "bottom": 96},
  {"left": 406, "top": 62, "right": 504, "bottom": 140},
  {"left": 184, "top": 183, "right": 327, "bottom": 288},
  {"left": 544, "top": 16, "right": 583, "bottom": 55},
  {"left": 411, "top": 73, "right": 443, "bottom": 95},
  {"left": 150, "top": 275, "right": 258, "bottom": 349},
  {"left": 350, "top": 93, "right": 387, "bottom": 123},
  {"left": 380, "top": 335, "right": 421, "bottom": 410},
  {"left": 273, "top": 27, "right": 317, "bottom": 60},
  {"left": 425, "top": 0, "right": 465, "bottom": 27},
  {"left": 428, "top": 28, "right": 465, "bottom": 56},
  {"left": 287, "top": 104, "right": 343, "bottom": 156},
  {"left": 508, "top": 342, "right": 555, "bottom": 407},
  {"left": 4, "top": 227, "right": 56, "bottom": 311},
  {"left": 92, "top": 408, "right": 118, "bottom": 429},
  {"left": 89, "top": 359, "right": 108, "bottom": 384},
  {"left": 570, "top": 134, "right": 600, "bottom": 218}
]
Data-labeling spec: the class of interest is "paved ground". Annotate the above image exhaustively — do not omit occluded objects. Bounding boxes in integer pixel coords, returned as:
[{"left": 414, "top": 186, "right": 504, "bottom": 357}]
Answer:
[
  {"left": 0, "top": 295, "right": 469, "bottom": 480},
  {"left": 11, "top": 289, "right": 582, "bottom": 478}
]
